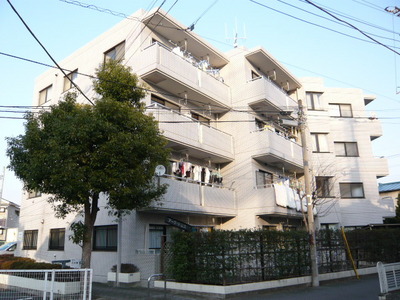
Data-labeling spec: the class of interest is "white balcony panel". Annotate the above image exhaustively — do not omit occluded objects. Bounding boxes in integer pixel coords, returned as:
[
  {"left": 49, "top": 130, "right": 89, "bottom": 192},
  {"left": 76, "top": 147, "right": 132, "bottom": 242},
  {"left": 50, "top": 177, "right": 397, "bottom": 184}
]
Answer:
[
  {"left": 149, "top": 177, "right": 236, "bottom": 216},
  {"left": 367, "top": 119, "right": 383, "bottom": 140},
  {"left": 245, "top": 186, "right": 303, "bottom": 218},
  {"left": 133, "top": 43, "right": 230, "bottom": 109},
  {"left": 371, "top": 157, "right": 389, "bottom": 177},
  {"left": 251, "top": 130, "right": 303, "bottom": 172},
  {"left": 150, "top": 106, "right": 234, "bottom": 161},
  {"left": 243, "top": 77, "right": 298, "bottom": 112}
]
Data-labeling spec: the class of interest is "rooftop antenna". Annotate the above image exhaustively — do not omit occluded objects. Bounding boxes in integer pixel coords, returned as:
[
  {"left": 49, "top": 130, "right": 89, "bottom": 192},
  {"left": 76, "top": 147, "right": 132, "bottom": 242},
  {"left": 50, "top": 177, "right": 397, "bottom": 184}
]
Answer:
[{"left": 225, "top": 19, "right": 247, "bottom": 48}]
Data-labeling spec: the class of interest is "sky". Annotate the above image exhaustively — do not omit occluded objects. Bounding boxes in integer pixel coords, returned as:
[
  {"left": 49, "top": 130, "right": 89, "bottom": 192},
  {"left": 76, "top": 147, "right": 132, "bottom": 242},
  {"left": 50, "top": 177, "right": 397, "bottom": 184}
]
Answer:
[{"left": 1, "top": 0, "right": 400, "bottom": 205}]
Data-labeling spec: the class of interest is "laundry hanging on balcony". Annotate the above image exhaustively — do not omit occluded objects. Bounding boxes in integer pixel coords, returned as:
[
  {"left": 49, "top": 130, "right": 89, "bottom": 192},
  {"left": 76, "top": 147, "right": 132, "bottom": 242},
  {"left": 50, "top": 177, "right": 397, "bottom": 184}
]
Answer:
[
  {"left": 171, "top": 161, "right": 223, "bottom": 185},
  {"left": 273, "top": 182, "right": 297, "bottom": 209}
]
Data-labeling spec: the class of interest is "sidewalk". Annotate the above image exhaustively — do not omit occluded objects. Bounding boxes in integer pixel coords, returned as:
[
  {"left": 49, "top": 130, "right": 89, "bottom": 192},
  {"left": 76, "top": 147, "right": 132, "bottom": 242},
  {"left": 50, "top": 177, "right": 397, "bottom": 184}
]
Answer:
[{"left": 92, "top": 274, "right": 381, "bottom": 300}]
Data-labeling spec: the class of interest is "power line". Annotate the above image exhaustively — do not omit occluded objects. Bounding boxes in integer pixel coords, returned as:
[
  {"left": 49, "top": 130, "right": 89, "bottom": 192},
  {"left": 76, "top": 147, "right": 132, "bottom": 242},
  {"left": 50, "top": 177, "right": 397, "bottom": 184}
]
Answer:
[
  {"left": 275, "top": 0, "right": 400, "bottom": 44},
  {"left": 303, "top": 0, "right": 399, "bottom": 35},
  {"left": 124, "top": 0, "right": 167, "bottom": 64},
  {"left": 6, "top": 0, "right": 94, "bottom": 105},
  {"left": 250, "top": 0, "right": 400, "bottom": 50},
  {"left": 59, "top": 0, "right": 141, "bottom": 21},
  {"left": 186, "top": 0, "right": 219, "bottom": 31},
  {"left": 249, "top": 0, "right": 397, "bottom": 49},
  {"left": 350, "top": 0, "right": 383, "bottom": 12},
  {"left": 303, "top": 0, "right": 400, "bottom": 56}
]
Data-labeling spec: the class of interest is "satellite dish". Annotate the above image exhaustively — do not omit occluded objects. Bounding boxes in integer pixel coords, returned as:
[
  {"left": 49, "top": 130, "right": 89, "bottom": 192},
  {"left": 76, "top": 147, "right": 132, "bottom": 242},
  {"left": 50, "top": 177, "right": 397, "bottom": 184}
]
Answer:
[{"left": 155, "top": 165, "right": 166, "bottom": 176}]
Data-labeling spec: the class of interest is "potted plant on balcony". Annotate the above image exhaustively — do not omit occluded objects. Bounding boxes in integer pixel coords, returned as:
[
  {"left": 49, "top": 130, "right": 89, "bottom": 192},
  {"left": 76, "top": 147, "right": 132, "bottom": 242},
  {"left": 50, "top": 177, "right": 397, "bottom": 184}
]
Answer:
[{"left": 107, "top": 263, "right": 140, "bottom": 283}]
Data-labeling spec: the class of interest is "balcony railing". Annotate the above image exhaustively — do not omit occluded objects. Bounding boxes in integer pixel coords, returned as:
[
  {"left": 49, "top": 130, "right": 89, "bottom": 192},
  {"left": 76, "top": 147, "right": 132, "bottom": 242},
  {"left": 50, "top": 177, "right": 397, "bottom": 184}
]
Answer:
[
  {"left": 132, "top": 42, "right": 230, "bottom": 109},
  {"left": 243, "top": 76, "right": 298, "bottom": 111},
  {"left": 148, "top": 104, "right": 234, "bottom": 161},
  {"left": 251, "top": 128, "right": 303, "bottom": 172},
  {"left": 242, "top": 184, "right": 304, "bottom": 218},
  {"left": 370, "top": 157, "right": 389, "bottom": 177},
  {"left": 148, "top": 175, "right": 236, "bottom": 216}
]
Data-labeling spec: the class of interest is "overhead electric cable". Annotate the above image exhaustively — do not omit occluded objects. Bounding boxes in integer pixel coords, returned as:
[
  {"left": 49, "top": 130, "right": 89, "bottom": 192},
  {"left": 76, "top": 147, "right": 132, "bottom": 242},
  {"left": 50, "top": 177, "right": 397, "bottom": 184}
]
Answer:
[
  {"left": 303, "top": 0, "right": 400, "bottom": 56},
  {"left": 124, "top": 0, "right": 167, "bottom": 64},
  {"left": 249, "top": 0, "right": 399, "bottom": 49},
  {"left": 186, "top": 0, "right": 219, "bottom": 31},
  {"left": 302, "top": 0, "right": 398, "bottom": 35},
  {"left": 59, "top": 0, "right": 141, "bottom": 20},
  {"left": 277, "top": 0, "right": 400, "bottom": 43},
  {"left": 6, "top": 0, "right": 94, "bottom": 105},
  {"left": 350, "top": 0, "right": 383, "bottom": 12}
]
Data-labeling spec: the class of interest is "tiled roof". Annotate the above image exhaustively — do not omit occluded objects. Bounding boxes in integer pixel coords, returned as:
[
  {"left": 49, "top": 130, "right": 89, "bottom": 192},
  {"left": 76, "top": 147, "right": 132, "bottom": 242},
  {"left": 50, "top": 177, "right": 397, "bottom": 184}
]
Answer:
[{"left": 379, "top": 181, "right": 400, "bottom": 192}]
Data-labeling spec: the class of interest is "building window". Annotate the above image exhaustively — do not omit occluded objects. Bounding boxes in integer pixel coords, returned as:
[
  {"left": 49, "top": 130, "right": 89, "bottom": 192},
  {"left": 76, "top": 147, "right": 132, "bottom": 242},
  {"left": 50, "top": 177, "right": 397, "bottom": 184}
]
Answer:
[
  {"left": 28, "top": 190, "right": 42, "bottom": 199},
  {"left": 38, "top": 85, "right": 52, "bottom": 105},
  {"left": 191, "top": 112, "right": 210, "bottom": 125},
  {"left": 151, "top": 94, "right": 180, "bottom": 112},
  {"left": 339, "top": 183, "right": 365, "bottom": 198},
  {"left": 49, "top": 228, "right": 65, "bottom": 251},
  {"left": 93, "top": 225, "right": 117, "bottom": 251},
  {"left": 149, "top": 225, "right": 166, "bottom": 251},
  {"left": 334, "top": 142, "right": 359, "bottom": 157},
  {"left": 23, "top": 230, "right": 38, "bottom": 250},
  {"left": 0, "top": 207, "right": 6, "bottom": 213},
  {"left": 329, "top": 103, "right": 353, "bottom": 117},
  {"left": 256, "top": 170, "right": 273, "bottom": 188},
  {"left": 63, "top": 69, "right": 78, "bottom": 92},
  {"left": 104, "top": 41, "right": 125, "bottom": 62},
  {"left": 306, "top": 92, "right": 323, "bottom": 110},
  {"left": 315, "top": 176, "right": 332, "bottom": 197},
  {"left": 311, "top": 133, "right": 329, "bottom": 153}
]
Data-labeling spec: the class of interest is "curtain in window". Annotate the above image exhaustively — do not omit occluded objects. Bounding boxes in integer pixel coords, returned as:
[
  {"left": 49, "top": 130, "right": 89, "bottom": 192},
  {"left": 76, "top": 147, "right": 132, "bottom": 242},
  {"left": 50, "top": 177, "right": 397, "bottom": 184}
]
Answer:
[{"left": 95, "top": 228, "right": 107, "bottom": 248}]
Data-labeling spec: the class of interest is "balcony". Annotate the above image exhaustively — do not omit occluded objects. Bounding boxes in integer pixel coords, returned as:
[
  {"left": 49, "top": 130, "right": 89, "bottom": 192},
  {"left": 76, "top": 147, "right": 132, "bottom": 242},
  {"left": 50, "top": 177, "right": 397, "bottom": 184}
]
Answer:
[
  {"left": 243, "top": 185, "right": 303, "bottom": 218},
  {"left": 132, "top": 43, "right": 231, "bottom": 111},
  {"left": 244, "top": 77, "right": 298, "bottom": 113},
  {"left": 366, "top": 117, "right": 383, "bottom": 140},
  {"left": 370, "top": 157, "right": 389, "bottom": 178},
  {"left": 148, "top": 104, "right": 234, "bottom": 163},
  {"left": 251, "top": 129, "right": 303, "bottom": 173},
  {"left": 147, "top": 176, "right": 236, "bottom": 217}
]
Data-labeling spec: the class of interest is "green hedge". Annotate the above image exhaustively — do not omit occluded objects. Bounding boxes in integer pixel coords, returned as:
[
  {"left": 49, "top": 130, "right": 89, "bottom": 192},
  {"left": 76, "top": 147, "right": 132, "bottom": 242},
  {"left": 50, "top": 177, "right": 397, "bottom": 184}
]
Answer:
[
  {"left": 0, "top": 256, "right": 62, "bottom": 270},
  {"left": 166, "top": 229, "right": 310, "bottom": 285},
  {"left": 165, "top": 228, "right": 400, "bottom": 285}
]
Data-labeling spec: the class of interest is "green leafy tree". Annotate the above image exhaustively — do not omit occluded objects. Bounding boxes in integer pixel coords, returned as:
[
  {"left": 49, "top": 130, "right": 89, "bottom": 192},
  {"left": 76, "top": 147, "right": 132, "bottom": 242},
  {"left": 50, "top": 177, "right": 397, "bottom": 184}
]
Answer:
[{"left": 7, "top": 60, "right": 170, "bottom": 267}]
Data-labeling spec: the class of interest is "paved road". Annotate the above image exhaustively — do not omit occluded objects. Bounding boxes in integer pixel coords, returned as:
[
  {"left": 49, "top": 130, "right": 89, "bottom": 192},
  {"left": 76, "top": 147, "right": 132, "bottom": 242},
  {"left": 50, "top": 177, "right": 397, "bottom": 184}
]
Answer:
[{"left": 92, "top": 274, "right": 382, "bottom": 300}]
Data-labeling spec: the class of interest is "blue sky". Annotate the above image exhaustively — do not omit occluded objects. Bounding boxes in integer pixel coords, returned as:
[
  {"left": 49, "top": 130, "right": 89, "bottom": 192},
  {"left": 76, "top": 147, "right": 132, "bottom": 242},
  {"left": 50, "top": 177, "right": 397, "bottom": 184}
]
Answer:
[{"left": 1, "top": 0, "right": 400, "bottom": 204}]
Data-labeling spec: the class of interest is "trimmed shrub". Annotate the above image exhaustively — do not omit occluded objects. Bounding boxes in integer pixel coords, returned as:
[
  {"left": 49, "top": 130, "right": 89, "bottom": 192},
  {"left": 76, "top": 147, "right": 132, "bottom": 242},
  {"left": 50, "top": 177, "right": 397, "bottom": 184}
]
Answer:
[
  {"left": 0, "top": 257, "right": 62, "bottom": 270},
  {"left": 111, "top": 263, "right": 139, "bottom": 273}
]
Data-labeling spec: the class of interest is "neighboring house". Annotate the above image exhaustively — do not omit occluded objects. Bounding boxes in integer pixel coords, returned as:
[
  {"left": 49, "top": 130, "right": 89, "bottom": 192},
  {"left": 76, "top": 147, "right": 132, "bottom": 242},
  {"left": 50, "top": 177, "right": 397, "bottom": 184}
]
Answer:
[
  {"left": 300, "top": 78, "right": 395, "bottom": 229},
  {"left": 0, "top": 198, "right": 20, "bottom": 244},
  {"left": 15, "top": 8, "right": 394, "bottom": 282},
  {"left": 379, "top": 181, "right": 400, "bottom": 212}
]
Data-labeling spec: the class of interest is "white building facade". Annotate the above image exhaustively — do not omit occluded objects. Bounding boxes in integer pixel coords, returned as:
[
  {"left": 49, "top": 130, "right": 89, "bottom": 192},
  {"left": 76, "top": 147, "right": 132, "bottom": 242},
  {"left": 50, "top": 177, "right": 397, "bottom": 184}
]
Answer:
[
  {"left": 16, "top": 9, "right": 393, "bottom": 282},
  {"left": 300, "top": 77, "right": 394, "bottom": 228}
]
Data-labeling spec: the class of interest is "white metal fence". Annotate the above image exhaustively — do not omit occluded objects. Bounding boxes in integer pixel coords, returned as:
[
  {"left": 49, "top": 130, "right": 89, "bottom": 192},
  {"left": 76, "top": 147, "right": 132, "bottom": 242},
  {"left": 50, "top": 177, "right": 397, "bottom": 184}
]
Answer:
[
  {"left": 377, "top": 261, "right": 400, "bottom": 295},
  {"left": 0, "top": 269, "right": 92, "bottom": 299}
]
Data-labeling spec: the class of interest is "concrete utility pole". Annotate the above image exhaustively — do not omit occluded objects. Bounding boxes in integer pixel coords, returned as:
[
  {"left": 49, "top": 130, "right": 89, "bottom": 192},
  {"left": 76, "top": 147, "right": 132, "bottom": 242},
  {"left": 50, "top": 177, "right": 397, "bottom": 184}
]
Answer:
[{"left": 298, "top": 99, "right": 319, "bottom": 287}]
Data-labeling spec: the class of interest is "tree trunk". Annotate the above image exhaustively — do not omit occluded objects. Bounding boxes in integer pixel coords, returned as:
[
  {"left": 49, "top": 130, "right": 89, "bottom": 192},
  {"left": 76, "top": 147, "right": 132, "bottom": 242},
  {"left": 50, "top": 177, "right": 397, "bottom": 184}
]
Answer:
[{"left": 81, "top": 193, "right": 99, "bottom": 268}]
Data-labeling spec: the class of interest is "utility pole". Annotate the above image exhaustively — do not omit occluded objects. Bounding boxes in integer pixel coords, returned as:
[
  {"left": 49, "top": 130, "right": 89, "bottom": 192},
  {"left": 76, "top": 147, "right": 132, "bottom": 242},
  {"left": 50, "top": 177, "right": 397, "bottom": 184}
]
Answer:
[
  {"left": 298, "top": 99, "right": 319, "bottom": 287},
  {"left": 0, "top": 167, "right": 5, "bottom": 199}
]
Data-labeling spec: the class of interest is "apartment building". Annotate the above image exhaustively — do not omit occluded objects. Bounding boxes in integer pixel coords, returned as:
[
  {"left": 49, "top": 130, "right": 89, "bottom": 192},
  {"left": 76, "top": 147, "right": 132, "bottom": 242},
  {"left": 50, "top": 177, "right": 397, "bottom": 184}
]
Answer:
[
  {"left": 300, "top": 77, "right": 394, "bottom": 228},
  {"left": 0, "top": 198, "right": 19, "bottom": 243},
  {"left": 16, "top": 8, "right": 393, "bottom": 282}
]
